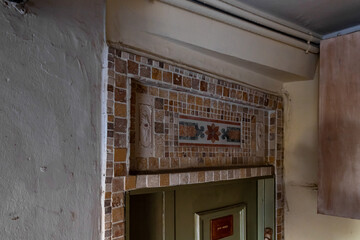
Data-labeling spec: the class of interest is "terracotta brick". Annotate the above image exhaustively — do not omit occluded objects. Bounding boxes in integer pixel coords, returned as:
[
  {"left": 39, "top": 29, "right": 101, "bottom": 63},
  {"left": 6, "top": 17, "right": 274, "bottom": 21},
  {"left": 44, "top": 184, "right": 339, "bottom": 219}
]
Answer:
[
  {"left": 114, "top": 118, "right": 127, "bottom": 133},
  {"left": 159, "top": 89, "right": 168, "bottom": 98},
  {"left": 155, "top": 98, "right": 163, "bottom": 110},
  {"left": 204, "top": 98, "right": 210, "bottom": 107},
  {"left": 136, "top": 84, "right": 148, "bottom": 94},
  {"left": 114, "top": 148, "right": 127, "bottom": 162},
  {"left": 112, "top": 207, "right": 124, "bottom": 222},
  {"left": 208, "top": 83, "right": 215, "bottom": 94},
  {"left": 112, "top": 222, "right": 125, "bottom": 238},
  {"left": 149, "top": 87, "right": 158, "bottom": 96},
  {"left": 163, "top": 71, "right": 172, "bottom": 83},
  {"left": 189, "top": 172, "right": 198, "bottom": 183},
  {"left": 178, "top": 93, "right": 186, "bottom": 102},
  {"left": 105, "top": 230, "right": 111, "bottom": 238},
  {"left": 112, "top": 192, "right": 124, "bottom": 207},
  {"left": 105, "top": 222, "right": 111, "bottom": 230},
  {"left": 127, "top": 60, "right": 138, "bottom": 75},
  {"left": 169, "top": 92, "right": 177, "bottom": 101},
  {"left": 115, "top": 75, "right": 127, "bottom": 89},
  {"left": 214, "top": 171, "right": 220, "bottom": 181},
  {"left": 171, "top": 158, "right": 179, "bottom": 168},
  {"left": 205, "top": 171, "right": 214, "bottom": 182},
  {"left": 140, "top": 65, "right": 151, "bottom": 78},
  {"left": 136, "top": 175, "right": 147, "bottom": 188},
  {"left": 173, "top": 73, "right": 182, "bottom": 85},
  {"left": 136, "top": 157, "right": 148, "bottom": 171},
  {"left": 160, "top": 158, "right": 170, "bottom": 168},
  {"left": 243, "top": 92, "right": 248, "bottom": 101},
  {"left": 216, "top": 85, "right": 223, "bottom": 95},
  {"left": 180, "top": 173, "right": 190, "bottom": 184},
  {"left": 198, "top": 171, "right": 205, "bottom": 183},
  {"left": 108, "top": 115, "right": 114, "bottom": 122},
  {"left": 108, "top": 69, "right": 115, "bottom": 78},
  {"left": 149, "top": 157, "right": 159, "bottom": 169},
  {"left": 105, "top": 192, "right": 111, "bottom": 199},
  {"left": 155, "top": 122, "right": 164, "bottom": 133},
  {"left": 187, "top": 95, "right": 195, "bottom": 104},
  {"left": 115, "top": 103, "right": 126, "bottom": 117},
  {"left": 155, "top": 110, "right": 164, "bottom": 122},
  {"left": 125, "top": 176, "right": 136, "bottom": 190},
  {"left": 170, "top": 173, "right": 179, "bottom": 185},
  {"left": 221, "top": 170, "right": 228, "bottom": 180},
  {"left": 115, "top": 59, "right": 126, "bottom": 73},
  {"left": 230, "top": 89, "right": 236, "bottom": 98},
  {"left": 112, "top": 178, "right": 124, "bottom": 192},
  {"left": 236, "top": 91, "right": 243, "bottom": 100},
  {"left": 115, "top": 88, "right": 126, "bottom": 102},
  {"left": 114, "top": 133, "right": 126, "bottom": 148},
  {"left": 114, "top": 163, "right": 127, "bottom": 176},
  {"left": 200, "top": 81, "right": 208, "bottom": 92},
  {"left": 147, "top": 175, "right": 160, "bottom": 187},
  {"left": 183, "top": 77, "right": 192, "bottom": 88},
  {"left": 160, "top": 174, "right": 170, "bottom": 186},
  {"left": 223, "top": 87, "right": 229, "bottom": 97},
  {"left": 152, "top": 68, "right": 162, "bottom": 81},
  {"left": 192, "top": 78, "right": 199, "bottom": 90}
]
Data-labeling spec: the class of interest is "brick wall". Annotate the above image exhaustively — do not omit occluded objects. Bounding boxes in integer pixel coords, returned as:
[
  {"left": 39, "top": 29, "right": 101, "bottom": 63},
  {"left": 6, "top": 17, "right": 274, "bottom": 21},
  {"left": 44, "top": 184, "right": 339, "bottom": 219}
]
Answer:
[{"left": 104, "top": 46, "right": 284, "bottom": 240}]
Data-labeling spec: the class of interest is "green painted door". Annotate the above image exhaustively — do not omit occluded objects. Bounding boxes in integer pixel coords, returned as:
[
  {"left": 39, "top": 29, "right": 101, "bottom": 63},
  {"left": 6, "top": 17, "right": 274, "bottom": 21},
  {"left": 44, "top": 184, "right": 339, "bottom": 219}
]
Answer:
[
  {"left": 128, "top": 177, "right": 274, "bottom": 240},
  {"left": 175, "top": 179, "right": 257, "bottom": 240}
]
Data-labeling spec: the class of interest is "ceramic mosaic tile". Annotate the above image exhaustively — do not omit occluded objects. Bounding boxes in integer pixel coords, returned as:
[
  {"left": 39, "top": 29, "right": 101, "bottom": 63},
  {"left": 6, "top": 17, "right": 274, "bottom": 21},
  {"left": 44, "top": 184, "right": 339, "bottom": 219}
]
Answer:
[
  {"left": 179, "top": 115, "right": 241, "bottom": 147},
  {"left": 105, "top": 46, "right": 285, "bottom": 240}
]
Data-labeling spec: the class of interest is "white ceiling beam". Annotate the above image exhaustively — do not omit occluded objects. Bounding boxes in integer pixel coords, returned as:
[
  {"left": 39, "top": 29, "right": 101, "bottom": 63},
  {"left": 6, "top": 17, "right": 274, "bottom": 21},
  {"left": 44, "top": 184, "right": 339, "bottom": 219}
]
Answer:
[{"left": 159, "top": 0, "right": 319, "bottom": 53}]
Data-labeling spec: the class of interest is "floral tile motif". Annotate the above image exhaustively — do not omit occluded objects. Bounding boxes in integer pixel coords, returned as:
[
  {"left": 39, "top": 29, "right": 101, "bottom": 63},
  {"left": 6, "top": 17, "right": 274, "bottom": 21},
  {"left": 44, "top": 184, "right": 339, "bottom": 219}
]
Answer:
[
  {"left": 222, "top": 127, "right": 241, "bottom": 143},
  {"left": 179, "top": 122, "right": 205, "bottom": 140},
  {"left": 179, "top": 115, "right": 242, "bottom": 147},
  {"left": 206, "top": 123, "right": 221, "bottom": 143}
]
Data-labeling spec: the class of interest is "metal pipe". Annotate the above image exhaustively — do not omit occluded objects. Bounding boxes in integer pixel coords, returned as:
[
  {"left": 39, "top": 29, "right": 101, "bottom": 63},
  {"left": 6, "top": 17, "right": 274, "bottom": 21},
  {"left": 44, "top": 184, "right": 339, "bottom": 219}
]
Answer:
[
  {"left": 207, "top": 0, "right": 322, "bottom": 44},
  {"left": 159, "top": 0, "right": 319, "bottom": 54}
]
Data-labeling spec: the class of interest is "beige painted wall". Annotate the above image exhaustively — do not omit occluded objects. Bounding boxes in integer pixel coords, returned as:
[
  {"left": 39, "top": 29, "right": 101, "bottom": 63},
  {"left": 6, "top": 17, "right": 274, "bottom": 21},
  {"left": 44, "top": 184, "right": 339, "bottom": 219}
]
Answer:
[
  {"left": 107, "top": 0, "right": 318, "bottom": 93},
  {"left": 283, "top": 72, "right": 360, "bottom": 239}
]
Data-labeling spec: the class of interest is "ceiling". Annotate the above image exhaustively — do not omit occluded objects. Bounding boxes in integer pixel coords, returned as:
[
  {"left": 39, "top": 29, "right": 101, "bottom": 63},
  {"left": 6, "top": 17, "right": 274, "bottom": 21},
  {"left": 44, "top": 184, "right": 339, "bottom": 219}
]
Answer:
[{"left": 230, "top": 0, "right": 360, "bottom": 36}]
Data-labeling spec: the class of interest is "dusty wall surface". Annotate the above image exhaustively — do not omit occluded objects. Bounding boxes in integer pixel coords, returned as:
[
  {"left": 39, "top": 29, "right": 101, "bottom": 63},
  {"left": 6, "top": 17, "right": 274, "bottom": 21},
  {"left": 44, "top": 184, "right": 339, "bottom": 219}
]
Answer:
[
  {"left": 0, "top": 1, "right": 106, "bottom": 239},
  {"left": 283, "top": 72, "right": 360, "bottom": 239}
]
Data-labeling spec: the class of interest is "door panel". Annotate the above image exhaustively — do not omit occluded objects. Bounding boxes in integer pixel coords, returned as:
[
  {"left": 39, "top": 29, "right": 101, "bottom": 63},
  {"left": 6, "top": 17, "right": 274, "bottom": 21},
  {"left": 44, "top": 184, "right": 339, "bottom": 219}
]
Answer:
[
  {"left": 175, "top": 180, "right": 257, "bottom": 240},
  {"left": 319, "top": 31, "right": 360, "bottom": 219}
]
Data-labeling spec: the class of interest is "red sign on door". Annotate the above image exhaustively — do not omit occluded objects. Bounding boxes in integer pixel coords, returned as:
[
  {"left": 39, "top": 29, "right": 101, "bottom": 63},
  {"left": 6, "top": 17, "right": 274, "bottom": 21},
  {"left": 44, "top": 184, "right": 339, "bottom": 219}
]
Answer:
[{"left": 211, "top": 215, "right": 234, "bottom": 240}]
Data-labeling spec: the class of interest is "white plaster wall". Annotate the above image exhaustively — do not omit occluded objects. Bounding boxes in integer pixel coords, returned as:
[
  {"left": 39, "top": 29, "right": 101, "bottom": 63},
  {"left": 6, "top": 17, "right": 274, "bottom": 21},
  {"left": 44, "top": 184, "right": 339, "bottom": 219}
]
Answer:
[
  {"left": 283, "top": 72, "right": 360, "bottom": 239},
  {"left": 0, "top": 1, "right": 106, "bottom": 239}
]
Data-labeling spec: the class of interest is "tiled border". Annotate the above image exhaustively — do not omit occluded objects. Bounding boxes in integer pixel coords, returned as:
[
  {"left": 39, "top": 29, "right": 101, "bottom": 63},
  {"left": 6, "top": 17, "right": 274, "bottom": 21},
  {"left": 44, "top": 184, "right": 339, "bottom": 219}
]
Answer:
[
  {"left": 104, "top": 46, "right": 284, "bottom": 240},
  {"left": 129, "top": 80, "right": 271, "bottom": 171}
]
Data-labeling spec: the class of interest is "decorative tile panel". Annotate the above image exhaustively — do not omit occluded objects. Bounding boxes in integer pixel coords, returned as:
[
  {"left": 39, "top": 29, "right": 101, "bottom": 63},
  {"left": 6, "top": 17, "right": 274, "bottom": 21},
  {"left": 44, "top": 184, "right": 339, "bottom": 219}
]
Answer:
[
  {"left": 104, "top": 46, "right": 284, "bottom": 240},
  {"left": 179, "top": 115, "right": 241, "bottom": 147},
  {"left": 256, "top": 122, "right": 265, "bottom": 157},
  {"left": 135, "top": 94, "right": 154, "bottom": 157}
]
